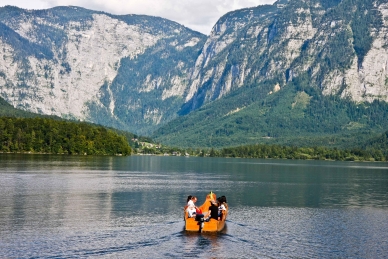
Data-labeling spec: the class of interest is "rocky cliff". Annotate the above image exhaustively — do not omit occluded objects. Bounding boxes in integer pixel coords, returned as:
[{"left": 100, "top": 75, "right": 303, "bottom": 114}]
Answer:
[
  {"left": 182, "top": 0, "right": 388, "bottom": 115},
  {"left": 0, "top": 6, "right": 205, "bottom": 134},
  {"left": 1, "top": 0, "right": 388, "bottom": 137}
]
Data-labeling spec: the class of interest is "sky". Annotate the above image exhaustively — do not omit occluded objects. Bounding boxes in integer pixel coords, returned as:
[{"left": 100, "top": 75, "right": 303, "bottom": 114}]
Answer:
[{"left": 0, "top": 0, "right": 276, "bottom": 34}]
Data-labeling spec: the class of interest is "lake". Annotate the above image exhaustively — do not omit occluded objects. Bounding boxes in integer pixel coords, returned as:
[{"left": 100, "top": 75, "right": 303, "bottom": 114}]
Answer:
[{"left": 0, "top": 154, "right": 387, "bottom": 258}]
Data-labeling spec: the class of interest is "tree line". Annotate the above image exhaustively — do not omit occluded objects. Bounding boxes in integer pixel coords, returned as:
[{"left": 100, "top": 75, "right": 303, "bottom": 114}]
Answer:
[
  {"left": 209, "top": 144, "right": 387, "bottom": 162},
  {"left": 1, "top": 116, "right": 386, "bottom": 161},
  {"left": 137, "top": 135, "right": 388, "bottom": 162},
  {"left": 0, "top": 117, "right": 132, "bottom": 155}
]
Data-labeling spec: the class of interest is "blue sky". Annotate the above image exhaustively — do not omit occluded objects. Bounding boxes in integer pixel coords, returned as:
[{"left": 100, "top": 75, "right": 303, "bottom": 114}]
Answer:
[{"left": 0, "top": 0, "right": 276, "bottom": 34}]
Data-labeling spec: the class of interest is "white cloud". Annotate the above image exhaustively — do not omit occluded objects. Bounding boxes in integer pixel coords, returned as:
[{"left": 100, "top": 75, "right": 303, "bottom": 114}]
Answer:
[{"left": 0, "top": 0, "right": 276, "bottom": 34}]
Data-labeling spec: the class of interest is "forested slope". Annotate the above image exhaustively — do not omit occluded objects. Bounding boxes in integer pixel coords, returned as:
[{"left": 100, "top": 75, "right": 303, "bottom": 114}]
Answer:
[
  {"left": 211, "top": 130, "right": 388, "bottom": 161},
  {"left": 153, "top": 83, "right": 388, "bottom": 149},
  {"left": 0, "top": 117, "right": 132, "bottom": 155}
]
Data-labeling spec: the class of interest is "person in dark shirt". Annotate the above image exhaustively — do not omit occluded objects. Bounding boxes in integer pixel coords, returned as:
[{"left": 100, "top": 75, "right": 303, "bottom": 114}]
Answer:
[{"left": 208, "top": 200, "right": 220, "bottom": 220}]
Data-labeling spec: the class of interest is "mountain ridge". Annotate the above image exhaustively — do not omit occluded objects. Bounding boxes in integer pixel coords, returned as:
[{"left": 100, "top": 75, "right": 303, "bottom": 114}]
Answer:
[
  {"left": 1, "top": 0, "right": 388, "bottom": 148},
  {"left": 0, "top": 5, "right": 206, "bottom": 134},
  {"left": 182, "top": 0, "right": 388, "bottom": 116}
]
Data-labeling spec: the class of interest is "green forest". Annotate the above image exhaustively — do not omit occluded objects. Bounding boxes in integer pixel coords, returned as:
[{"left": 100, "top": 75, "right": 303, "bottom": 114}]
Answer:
[
  {"left": 139, "top": 130, "right": 388, "bottom": 162},
  {"left": 0, "top": 115, "right": 387, "bottom": 161},
  {"left": 210, "top": 137, "right": 388, "bottom": 162},
  {"left": 0, "top": 117, "right": 132, "bottom": 155}
]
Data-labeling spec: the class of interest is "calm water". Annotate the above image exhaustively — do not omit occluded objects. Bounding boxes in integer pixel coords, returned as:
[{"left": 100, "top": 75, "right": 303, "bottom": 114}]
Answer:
[{"left": 0, "top": 154, "right": 387, "bottom": 258}]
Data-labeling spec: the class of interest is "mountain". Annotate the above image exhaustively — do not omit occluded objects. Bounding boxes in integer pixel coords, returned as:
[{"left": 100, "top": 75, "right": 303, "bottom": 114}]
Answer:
[
  {"left": 180, "top": 0, "right": 388, "bottom": 114},
  {"left": 153, "top": 0, "right": 388, "bottom": 148},
  {"left": 1, "top": 0, "right": 388, "bottom": 149},
  {"left": 0, "top": 5, "right": 206, "bottom": 135},
  {"left": 153, "top": 82, "right": 388, "bottom": 148}
]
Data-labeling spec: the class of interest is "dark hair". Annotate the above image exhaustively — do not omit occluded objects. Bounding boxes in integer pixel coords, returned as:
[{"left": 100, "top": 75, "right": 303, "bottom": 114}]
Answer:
[
  {"left": 187, "top": 195, "right": 192, "bottom": 202},
  {"left": 217, "top": 196, "right": 227, "bottom": 204}
]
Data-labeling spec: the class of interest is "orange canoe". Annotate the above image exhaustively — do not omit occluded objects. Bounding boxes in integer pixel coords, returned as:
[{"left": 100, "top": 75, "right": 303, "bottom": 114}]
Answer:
[{"left": 184, "top": 192, "right": 228, "bottom": 232}]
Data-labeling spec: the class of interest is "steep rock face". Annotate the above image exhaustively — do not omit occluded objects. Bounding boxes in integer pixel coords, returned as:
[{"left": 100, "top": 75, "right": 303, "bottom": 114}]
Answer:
[
  {"left": 181, "top": 5, "right": 279, "bottom": 114},
  {"left": 182, "top": 0, "right": 388, "bottom": 115},
  {"left": 292, "top": 0, "right": 388, "bottom": 103},
  {"left": 1, "top": 0, "right": 388, "bottom": 137},
  {"left": 181, "top": 0, "right": 322, "bottom": 114},
  {"left": 1, "top": 10, "right": 159, "bottom": 118},
  {"left": 0, "top": 6, "right": 205, "bottom": 134},
  {"left": 340, "top": 2, "right": 388, "bottom": 102}
]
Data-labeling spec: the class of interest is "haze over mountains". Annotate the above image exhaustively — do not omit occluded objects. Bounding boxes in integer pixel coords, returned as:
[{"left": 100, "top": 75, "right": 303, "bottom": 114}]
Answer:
[{"left": 1, "top": 0, "right": 388, "bottom": 148}]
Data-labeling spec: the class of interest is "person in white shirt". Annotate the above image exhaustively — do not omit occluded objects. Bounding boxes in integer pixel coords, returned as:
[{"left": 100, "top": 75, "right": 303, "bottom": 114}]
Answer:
[
  {"left": 218, "top": 203, "right": 226, "bottom": 218},
  {"left": 187, "top": 195, "right": 194, "bottom": 208},
  {"left": 186, "top": 196, "right": 205, "bottom": 220}
]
